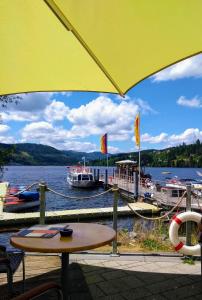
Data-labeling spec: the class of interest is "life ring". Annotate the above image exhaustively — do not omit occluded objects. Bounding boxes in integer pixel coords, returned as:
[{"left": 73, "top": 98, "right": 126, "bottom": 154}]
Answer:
[{"left": 169, "top": 211, "right": 202, "bottom": 256}]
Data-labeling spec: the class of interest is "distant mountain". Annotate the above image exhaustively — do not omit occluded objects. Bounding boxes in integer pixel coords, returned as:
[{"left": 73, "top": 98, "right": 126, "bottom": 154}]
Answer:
[{"left": 0, "top": 143, "right": 107, "bottom": 166}]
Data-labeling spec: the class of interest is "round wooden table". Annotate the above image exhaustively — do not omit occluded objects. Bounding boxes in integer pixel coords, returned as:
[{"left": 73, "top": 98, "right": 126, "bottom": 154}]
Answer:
[{"left": 10, "top": 223, "right": 115, "bottom": 299}]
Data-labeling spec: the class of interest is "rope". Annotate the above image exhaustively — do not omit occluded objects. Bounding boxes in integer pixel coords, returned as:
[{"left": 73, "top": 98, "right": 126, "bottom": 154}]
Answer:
[
  {"left": 196, "top": 197, "right": 202, "bottom": 211},
  {"left": 194, "top": 192, "right": 202, "bottom": 212},
  {"left": 127, "top": 190, "right": 187, "bottom": 221},
  {"left": 47, "top": 187, "right": 113, "bottom": 200}
]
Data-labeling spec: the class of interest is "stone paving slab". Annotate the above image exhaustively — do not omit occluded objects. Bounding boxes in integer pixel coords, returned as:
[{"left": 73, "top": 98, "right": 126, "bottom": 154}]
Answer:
[{"left": 0, "top": 253, "right": 201, "bottom": 299}]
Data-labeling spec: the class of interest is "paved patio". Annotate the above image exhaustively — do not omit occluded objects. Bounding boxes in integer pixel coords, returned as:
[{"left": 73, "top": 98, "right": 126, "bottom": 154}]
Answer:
[{"left": 0, "top": 253, "right": 201, "bottom": 299}]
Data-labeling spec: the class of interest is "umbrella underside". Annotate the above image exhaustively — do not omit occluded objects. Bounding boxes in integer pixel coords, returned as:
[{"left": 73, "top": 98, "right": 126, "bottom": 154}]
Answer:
[{"left": 0, "top": 0, "right": 202, "bottom": 96}]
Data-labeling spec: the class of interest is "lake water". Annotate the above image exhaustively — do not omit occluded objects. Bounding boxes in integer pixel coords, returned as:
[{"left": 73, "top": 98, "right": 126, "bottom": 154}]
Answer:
[
  {"left": 1, "top": 166, "right": 202, "bottom": 247},
  {"left": 2, "top": 165, "right": 202, "bottom": 214}
]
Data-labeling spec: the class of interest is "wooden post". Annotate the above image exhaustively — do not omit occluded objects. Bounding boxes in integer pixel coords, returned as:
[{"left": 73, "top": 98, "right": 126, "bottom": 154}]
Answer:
[
  {"left": 104, "top": 169, "right": 108, "bottom": 187},
  {"left": 97, "top": 169, "right": 100, "bottom": 181},
  {"left": 198, "top": 219, "right": 202, "bottom": 276},
  {"left": 39, "top": 181, "right": 46, "bottom": 225},
  {"left": 111, "top": 184, "right": 119, "bottom": 256},
  {"left": 133, "top": 171, "right": 138, "bottom": 201},
  {"left": 186, "top": 184, "right": 192, "bottom": 246},
  {"left": 93, "top": 169, "right": 96, "bottom": 181}
]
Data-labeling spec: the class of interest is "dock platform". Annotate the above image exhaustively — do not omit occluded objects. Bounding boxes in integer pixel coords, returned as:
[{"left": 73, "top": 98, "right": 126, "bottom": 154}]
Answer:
[{"left": 0, "top": 202, "right": 159, "bottom": 226}]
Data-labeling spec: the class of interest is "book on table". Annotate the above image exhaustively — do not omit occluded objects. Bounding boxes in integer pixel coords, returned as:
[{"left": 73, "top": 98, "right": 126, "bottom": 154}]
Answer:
[{"left": 13, "top": 224, "right": 69, "bottom": 238}]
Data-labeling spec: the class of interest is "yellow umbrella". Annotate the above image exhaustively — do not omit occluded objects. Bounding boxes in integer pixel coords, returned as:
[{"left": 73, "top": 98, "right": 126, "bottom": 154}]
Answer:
[{"left": 0, "top": 0, "right": 202, "bottom": 96}]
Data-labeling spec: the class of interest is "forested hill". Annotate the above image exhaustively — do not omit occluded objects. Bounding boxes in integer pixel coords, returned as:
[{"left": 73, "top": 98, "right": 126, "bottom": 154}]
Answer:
[
  {"left": 91, "top": 140, "right": 202, "bottom": 168},
  {"left": 0, "top": 143, "right": 106, "bottom": 166},
  {"left": 0, "top": 140, "right": 202, "bottom": 167}
]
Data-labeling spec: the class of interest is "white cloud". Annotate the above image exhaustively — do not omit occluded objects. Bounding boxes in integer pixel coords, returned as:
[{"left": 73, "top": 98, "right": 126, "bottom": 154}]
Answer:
[
  {"left": 135, "top": 99, "right": 157, "bottom": 114},
  {"left": 1, "top": 92, "right": 53, "bottom": 122},
  {"left": 21, "top": 122, "right": 72, "bottom": 143},
  {"left": 67, "top": 96, "right": 139, "bottom": 140},
  {"left": 0, "top": 124, "right": 10, "bottom": 133},
  {"left": 108, "top": 146, "right": 120, "bottom": 154},
  {"left": 62, "top": 141, "right": 97, "bottom": 152},
  {"left": 6, "top": 93, "right": 53, "bottom": 112},
  {"left": 0, "top": 124, "right": 15, "bottom": 144},
  {"left": 1, "top": 111, "right": 39, "bottom": 122},
  {"left": 153, "top": 54, "right": 202, "bottom": 81},
  {"left": 141, "top": 128, "right": 202, "bottom": 147},
  {"left": 177, "top": 96, "right": 202, "bottom": 108},
  {"left": 169, "top": 128, "right": 202, "bottom": 145},
  {"left": 141, "top": 133, "right": 168, "bottom": 144},
  {"left": 109, "top": 133, "right": 130, "bottom": 141},
  {"left": 44, "top": 100, "right": 70, "bottom": 122},
  {"left": 0, "top": 135, "right": 16, "bottom": 144},
  {"left": 20, "top": 121, "right": 97, "bottom": 152},
  {"left": 1, "top": 93, "right": 71, "bottom": 123},
  {"left": 59, "top": 92, "right": 72, "bottom": 97}
]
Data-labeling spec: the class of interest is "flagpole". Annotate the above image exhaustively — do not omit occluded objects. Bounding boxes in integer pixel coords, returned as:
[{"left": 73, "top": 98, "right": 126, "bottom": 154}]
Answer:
[
  {"left": 138, "top": 112, "right": 141, "bottom": 196},
  {"left": 135, "top": 112, "right": 141, "bottom": 198},
  {"left": 138, "top": 145, "right": 141, "bottom": 195}
]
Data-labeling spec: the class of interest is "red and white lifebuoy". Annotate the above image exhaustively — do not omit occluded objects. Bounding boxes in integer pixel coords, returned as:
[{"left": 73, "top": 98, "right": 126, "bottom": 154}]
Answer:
[{"left": 169, "top": 211, "right": 202, "bottom": 256}]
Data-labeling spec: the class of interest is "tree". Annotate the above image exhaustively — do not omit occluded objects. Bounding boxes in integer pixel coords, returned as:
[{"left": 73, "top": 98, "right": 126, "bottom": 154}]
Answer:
[
  {"left": 0, "top": 95, "right": 21, "bottom": 174},
  {"left": 0, "top": 94, "right": 21, "bottom": 107}
]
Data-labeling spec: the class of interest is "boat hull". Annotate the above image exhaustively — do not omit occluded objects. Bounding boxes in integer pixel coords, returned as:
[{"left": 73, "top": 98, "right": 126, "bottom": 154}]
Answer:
[
  {"left": 67, "top": 179, "right": 96, "bottom": 188},
  {"left": 67, "top": 166, "right": 97, "bottom": 188},
  {"left": 4, "top": 200, "right": 40, "bottom": 213}
]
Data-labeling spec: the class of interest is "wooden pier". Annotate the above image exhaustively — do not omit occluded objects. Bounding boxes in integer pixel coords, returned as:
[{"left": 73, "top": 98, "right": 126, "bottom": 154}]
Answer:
[
  {"left": 105, "top": 176, "right": 202, "bottom": 212},
  {"left": 0, "top": 202, "right": 159, "bottom": 227}
]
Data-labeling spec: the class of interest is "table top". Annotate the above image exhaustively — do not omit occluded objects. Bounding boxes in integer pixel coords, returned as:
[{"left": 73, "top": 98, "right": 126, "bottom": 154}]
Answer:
[{"left": 10, "top": 223, "right": 116, "bottom": 253}]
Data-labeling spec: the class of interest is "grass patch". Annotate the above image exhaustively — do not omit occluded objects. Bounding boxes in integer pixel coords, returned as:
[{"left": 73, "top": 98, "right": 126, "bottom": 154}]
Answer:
[
  {"left": 182, "top": 257, "right": 195, "bottom": 265},
  {"left": 96, "top": 220, "right": 173, "bottom": 253}
]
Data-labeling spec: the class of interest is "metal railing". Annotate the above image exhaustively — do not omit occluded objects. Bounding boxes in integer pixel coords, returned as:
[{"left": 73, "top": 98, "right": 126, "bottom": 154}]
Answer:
[{"left": 2, "top": 177, "right": 202, "bottom": 256}]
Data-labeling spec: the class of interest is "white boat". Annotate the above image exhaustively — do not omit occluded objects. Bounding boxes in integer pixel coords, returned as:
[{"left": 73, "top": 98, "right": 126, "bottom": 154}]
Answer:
[
  {"left": 165, "top": 177, "right": 202, "bottom": 197},
  {"left": 67, "top": 166, "right": 96, "bottom": 188}
]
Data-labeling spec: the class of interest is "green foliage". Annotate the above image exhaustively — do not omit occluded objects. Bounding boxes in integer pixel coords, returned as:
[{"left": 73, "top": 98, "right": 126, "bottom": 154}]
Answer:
[
  {"left": 92, "top": 140, "right": 202, "bottom": 167},
  {"left": 0, "top": 140, "right": 201, "bottom": 167},
  {"left": 0, "top": 145, "right": 14, "bottom": 175},
  {"left": 182, "top": 257, "right": 195, "bottom": 265},
  {"left": 0, "top": 143, "right": 105, "bottom": 166},
  {"left": 133, "top": 220, "right": 172, "bottom": 252},
  {"left": 142, "top": 239, "right": 164, "bottom": 251}
]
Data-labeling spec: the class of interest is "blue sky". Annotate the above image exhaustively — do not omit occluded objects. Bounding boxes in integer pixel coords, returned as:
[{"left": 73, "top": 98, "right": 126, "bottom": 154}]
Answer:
[{"left": 0, "top": 54, "right": 202, "bottom": 153}]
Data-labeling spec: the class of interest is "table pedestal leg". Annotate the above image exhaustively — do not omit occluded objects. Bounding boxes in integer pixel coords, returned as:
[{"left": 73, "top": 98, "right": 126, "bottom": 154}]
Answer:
[{"left": 61, "top": 253, "right": 69, "bottom": 300}]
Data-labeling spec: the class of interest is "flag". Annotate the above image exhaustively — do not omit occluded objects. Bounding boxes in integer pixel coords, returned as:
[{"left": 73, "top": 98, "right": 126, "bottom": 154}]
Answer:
[
  {"left": 135, "top": 113, "right": 140, "bottom": 148},
  {"left": 100, "top": 133, "right": 108, "bottom": 154}
]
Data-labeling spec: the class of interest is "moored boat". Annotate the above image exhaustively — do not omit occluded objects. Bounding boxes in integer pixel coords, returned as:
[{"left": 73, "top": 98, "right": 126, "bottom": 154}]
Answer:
[
  {"left": 165, "top": 177, "right": 202, "bottom": 196},
  {"left": 67, "top": 166, "right": 96, "bottom": 188},
  {"left": 3, "top": 184, "right": 40, "bottom": 213}
]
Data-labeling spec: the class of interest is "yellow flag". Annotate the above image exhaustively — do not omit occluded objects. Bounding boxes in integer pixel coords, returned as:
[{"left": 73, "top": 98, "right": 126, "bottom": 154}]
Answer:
[{"left": 135, "top": 113, "right": 140, "bottom": 148}]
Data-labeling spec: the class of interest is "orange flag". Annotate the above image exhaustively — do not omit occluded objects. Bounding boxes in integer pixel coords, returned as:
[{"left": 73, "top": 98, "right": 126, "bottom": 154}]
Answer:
[
  {"left": 100, "top": 133, "right": 108, "bottom": 154},
  {"left": 135, "top": 113, "right": 140, "bottom": 148}
]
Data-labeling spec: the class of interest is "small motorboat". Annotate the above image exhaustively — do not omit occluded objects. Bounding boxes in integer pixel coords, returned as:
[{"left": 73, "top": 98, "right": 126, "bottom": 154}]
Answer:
[
  {"left": 67, "top": 166, "right": 96, "bottom": 188},
  {"left": 3, "top": 185, "right": 40, "bottom": 213}
]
